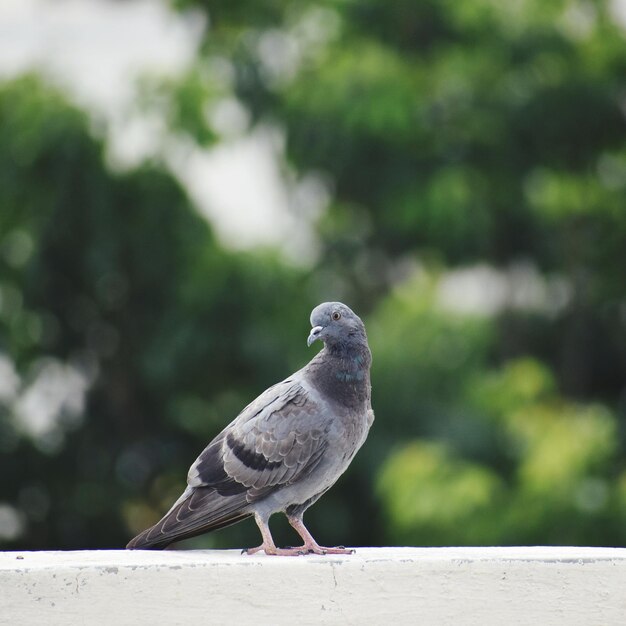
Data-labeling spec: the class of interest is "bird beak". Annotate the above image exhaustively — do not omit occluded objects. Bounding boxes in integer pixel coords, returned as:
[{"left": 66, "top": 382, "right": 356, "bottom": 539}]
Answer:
[{"left": 307, "top": 326, "right": 323, "bottom": 347}]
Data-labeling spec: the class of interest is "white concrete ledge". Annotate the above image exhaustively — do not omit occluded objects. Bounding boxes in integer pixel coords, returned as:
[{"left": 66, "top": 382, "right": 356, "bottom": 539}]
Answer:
[{"left": 2, "top": 547, "right": 626, "bottom": 625}]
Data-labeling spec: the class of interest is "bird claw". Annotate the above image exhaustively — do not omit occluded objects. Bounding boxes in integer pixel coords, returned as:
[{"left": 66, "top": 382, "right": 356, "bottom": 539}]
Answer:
[
  {"left": 243, "top": 535, "right": 355, "bottom": 557},
  {"left": 304, "top": 545, "right": 355, "bottom": 555},
  {"left": 243, "top": 544, "right": 309, "bottom": 556}
]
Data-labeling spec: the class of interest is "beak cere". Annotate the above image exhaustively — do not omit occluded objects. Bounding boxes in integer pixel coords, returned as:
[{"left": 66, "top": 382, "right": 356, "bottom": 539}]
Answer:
[{"left": 307, "top": 326, "right": 324, "bottom": 347}]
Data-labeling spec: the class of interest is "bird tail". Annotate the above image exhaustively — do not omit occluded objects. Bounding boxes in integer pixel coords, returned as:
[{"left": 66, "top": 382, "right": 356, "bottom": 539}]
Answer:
[{"left": 126, "top": 487, "right": 251, "bottom": 550}]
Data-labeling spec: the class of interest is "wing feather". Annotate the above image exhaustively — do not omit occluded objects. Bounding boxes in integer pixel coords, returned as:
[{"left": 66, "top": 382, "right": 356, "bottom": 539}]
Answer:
[
  {"left": 126, "top": 377, "right": 329, "bottom": 550},
  {"left": 219, "top": 379, "right": 329, "bottom": 490}
]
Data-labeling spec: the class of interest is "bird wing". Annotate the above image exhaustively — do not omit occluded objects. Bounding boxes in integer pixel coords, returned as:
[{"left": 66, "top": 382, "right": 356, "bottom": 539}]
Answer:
[
  {"left": 127, "top": 377, "right": 329, "bottom": 549},
  {"left": 189, "top": 377, "right": 329, "bottom": 494}
]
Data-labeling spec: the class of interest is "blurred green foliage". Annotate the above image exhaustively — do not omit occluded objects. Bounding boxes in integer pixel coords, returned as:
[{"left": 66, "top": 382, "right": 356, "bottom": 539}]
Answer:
[{"left": 1, "top": 0, "right": 625, "bottom": 549}]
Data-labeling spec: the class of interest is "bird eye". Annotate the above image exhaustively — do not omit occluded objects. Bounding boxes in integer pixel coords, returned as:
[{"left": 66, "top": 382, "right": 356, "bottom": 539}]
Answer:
[{"left": 331, "top": 311, "right": 341, "bottom": 321}]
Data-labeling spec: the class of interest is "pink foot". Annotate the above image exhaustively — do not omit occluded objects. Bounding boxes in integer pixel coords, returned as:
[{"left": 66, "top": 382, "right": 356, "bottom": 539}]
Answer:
[
  {"left": 243, "top": 544, "right": 355, "bottom": 556},
  {"left": 243, "top": 544, "right": 310, "bottom": 556},
  {"left": 304, "top": 544, "right": 355, "bottom": 555}
]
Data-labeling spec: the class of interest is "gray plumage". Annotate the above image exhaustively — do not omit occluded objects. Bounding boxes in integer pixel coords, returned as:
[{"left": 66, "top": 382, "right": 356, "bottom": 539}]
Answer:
[{"left": 126, "top": 302, "right": 373, "bottom": 555}]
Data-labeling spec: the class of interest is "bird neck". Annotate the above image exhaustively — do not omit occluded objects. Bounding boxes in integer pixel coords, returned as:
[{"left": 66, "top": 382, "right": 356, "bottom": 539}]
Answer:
[
  {"left": 309, "top": 342, "right": 372, "bottom": 408},
  {"left": 328, "top": 342, "right": 371, "bottom": 377}
]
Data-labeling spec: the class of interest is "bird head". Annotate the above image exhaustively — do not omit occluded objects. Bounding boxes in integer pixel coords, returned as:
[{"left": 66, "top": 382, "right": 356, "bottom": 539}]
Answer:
[{"left": 307, "top": 302, "right": 366, "bottom": 349}]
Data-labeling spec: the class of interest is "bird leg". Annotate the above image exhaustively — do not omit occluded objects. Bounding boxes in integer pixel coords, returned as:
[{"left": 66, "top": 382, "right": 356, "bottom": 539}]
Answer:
[
  {"left": 287, "top": 514, "right": 355, "bottom": 555},
  {"left": 245, "top": 513, "right": 310, "bottom": 556}
]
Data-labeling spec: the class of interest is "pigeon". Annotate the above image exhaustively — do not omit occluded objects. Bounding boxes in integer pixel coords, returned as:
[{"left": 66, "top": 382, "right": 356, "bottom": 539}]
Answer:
[{"left": 126, "top": 301, "right": 374, "bottom": 555}]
